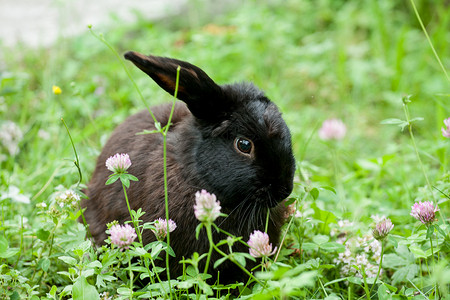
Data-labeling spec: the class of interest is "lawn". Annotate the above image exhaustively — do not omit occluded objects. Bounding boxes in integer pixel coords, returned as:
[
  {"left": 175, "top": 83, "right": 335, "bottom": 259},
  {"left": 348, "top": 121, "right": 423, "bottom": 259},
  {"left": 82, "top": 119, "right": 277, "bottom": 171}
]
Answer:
[{"left": 0, "top": 0, "right": 449, "bottom": 299}]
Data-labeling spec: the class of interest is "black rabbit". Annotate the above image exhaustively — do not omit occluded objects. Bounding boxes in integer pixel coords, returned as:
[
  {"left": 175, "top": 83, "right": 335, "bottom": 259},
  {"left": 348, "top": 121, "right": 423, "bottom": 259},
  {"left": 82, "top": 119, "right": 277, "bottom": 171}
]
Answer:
[{"left": 82, "top": 51, "right": 296, "bottom": 283}]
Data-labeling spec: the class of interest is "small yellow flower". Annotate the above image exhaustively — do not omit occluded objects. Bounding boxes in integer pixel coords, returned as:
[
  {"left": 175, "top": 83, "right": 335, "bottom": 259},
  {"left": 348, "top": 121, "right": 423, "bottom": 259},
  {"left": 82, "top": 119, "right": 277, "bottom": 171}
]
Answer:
[{"left": 52, "top": 85, "right": 62, "bottom": 95}]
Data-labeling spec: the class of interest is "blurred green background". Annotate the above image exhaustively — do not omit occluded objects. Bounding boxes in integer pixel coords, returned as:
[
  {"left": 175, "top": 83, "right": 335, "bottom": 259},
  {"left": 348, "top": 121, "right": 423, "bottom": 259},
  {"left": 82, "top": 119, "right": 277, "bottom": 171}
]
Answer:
[{"left": 1, "top": 0, "right": 448, "bottom": 217}]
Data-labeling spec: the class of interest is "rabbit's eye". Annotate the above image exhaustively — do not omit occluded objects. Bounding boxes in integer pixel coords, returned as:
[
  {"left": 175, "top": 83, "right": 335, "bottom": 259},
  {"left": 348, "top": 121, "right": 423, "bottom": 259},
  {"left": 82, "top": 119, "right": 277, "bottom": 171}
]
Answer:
[{"left": 234, "top": 137, "right": 253, "bottom": 156}]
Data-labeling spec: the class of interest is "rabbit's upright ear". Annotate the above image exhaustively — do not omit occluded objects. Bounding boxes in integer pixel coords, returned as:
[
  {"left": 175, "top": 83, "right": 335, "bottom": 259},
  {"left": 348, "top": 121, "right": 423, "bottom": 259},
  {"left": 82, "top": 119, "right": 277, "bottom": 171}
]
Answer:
[{"left": 124, "top": 51, "right": 229, "bottom": 121}]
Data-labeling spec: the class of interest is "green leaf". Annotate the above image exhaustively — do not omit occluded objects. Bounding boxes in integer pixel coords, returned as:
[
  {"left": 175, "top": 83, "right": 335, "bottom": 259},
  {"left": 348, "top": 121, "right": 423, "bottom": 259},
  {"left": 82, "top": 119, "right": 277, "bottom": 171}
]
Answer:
[
  {"left": 133, "top": 247, "right": 147, "bottom": 257},
  {"left": 120, "top": 176, "right": 130, "bottom": 188},
  {"left": 36, "top": 228, "right": 50, "bottom": 241},
  {"left": 284, "top": 197, "right": 297, "bottom": 205},
  {"left": 10, "top": 291, "right": 20, "bottom": 300},
  {"left": 347, "top": 276, "right": 362, "bottom": 285},
  {"left": 434, "top": 225, "right": 447, "bottom": 238},
  {"left": 320, "top": 242, "right": 346, "bottom": 252},
  {"left": 380, "top": 118, "right": 405, "bottom": 125},
  {"left": 409, "top": 245, "right": 427, "bottom": 259},
  {"left": 425, "top": 246, "right": 440, "bottom": 257},
  {"left": 197, "top": 279, "right": 213, "bottom": 296},
  {"left": 214, "top": 256, "right": 229, "bottom": 269},
  {"left": 380, "top": 118, "right": 409, "bottom": 131},
  {"left": 38, "top": 257, "right": 51, "bottom": 272},
  {"left": 391, "top": 264, "right": 419, "bottom": 285},
  {"left": 426, "top": 225, "right": 434, "bottom": 239},
  {"left": 150, "top": 243, "right": 163, "bottom": 258},
  {"left": 302, "top": 242, "right": 319, "bottom": 251},
  {"left": 382, "top": 253, "right": 406, "bottom": 268},
  {"left": 86, "top": 260, "right": 102, "bottom": 269},
  {"left": 378, "top": 284, "right": 391, "bottom": 300},
  {"left": 321, "top": 186, "right": 336, "bottom": 194},
  {"left": 72, "top": 276, "right": 99, "bottom": 300},
  {"left": 233, "top": 253, "right": 247, "bottom": 267},
  {"left": 126, "top": 174, "right": 138, "bottom": 182},
  {"left": 49, "top": 285, "right": 57, "bottom": 297},
  {"left": 96, "top": 274, "right": 116, "bottom": 288},
  {"left": 136, "top": 129, "right": 160, "bottom": 135},
  {"left": 410, "top": 117, "right": 424, "bottom": 123},
  {"left": 311, "top": 202, "right": 336, "bottom": 230},
  {"left": 0, "top": 248, "right": 19, "bottom": 258},
  {"left": 0, "top": 235, "right": 8, "bottom": 253},
  {"left": 105, "top": 174, "right": 119, "bottom": 185},
  {"left": 310, "top": 188, "right": 319, "bottom": 200},
  {"left": 195, "top": 223, "right": 203, "bottom": 240},
  {"left": 313, "top": 235, "right": 330, "bottom": 245},
  {"left": 59, "top": 256, "right": 77, "bottom": 266}
]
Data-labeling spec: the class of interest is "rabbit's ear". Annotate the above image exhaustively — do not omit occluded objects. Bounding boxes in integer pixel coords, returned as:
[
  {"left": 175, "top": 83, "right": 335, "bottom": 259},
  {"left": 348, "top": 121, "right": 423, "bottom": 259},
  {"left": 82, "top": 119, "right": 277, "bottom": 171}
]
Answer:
[{"left": 124, "top": 51, "right": 229, "bottom": 120}]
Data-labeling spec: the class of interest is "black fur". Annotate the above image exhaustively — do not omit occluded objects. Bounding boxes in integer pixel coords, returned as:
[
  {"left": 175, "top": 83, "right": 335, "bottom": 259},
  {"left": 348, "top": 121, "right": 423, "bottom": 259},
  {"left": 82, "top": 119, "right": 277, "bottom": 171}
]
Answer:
[{"left": 82, "top": 52, "right": 296, "bottom": 284}]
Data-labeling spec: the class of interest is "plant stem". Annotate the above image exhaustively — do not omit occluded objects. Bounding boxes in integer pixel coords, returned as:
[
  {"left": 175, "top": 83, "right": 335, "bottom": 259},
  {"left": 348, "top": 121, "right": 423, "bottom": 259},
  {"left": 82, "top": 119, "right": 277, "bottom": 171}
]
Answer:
[
  {"left": 409, "top": 0, "right": 450, "bottom": 83},
  {"left": 429, "top": 234, "right": 439, "bottom": 298},
  {"left": 429, "top": 232, "right": 435, "bottom": 268},
  {"left": 319, "top": 277, "right": 328, "bottom": 297},
  {"left": 128, "top": 258, "right": 134, "bottom": 300},
  {"left": 160, "top": 65, "right": 180, "bottom": 298},
  {"left": 274, "top": 211, "right": 295, "bottom": 263},
  {"left": 61, "top": 118, "right": 83, "bottom": 186},
  {"left": 121, "top": 182, "right": 164, "bottom": 294},
  {"left": 361, "top": 266, "right": 371, "bottom": 300},
  {"left": 370, "top": 241, "right": 384, "bottom": 294},
  {"left": 88, "top": 27, "right": 158, "bottom": 123},
  {"left": 402, "top": 100, "right": 436, "bottom": 203},
  {"left": 122, "top": 182, "right": 141, "bottom": 242},
  {"left": 211, "top": 242, "right": 261, "bottom": 285},
  {"left": 13, "top": 215, "right": 24, "bottom": 268},
  {"left": 203, "top": 224, "right": 214, "bottom": 275}
]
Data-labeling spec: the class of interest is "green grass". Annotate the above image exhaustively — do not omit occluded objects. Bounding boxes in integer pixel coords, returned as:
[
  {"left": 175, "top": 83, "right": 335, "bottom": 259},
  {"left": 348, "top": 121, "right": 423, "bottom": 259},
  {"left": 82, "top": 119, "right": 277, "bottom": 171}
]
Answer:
[{"left": 0, "top": 0, "right": 449, "bottom": 298}]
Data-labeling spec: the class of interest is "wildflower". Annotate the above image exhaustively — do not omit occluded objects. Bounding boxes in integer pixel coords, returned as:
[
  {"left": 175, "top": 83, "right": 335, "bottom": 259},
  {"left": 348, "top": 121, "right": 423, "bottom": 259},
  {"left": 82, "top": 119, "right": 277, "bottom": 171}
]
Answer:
[
  {"left": 370, "top": 214, "right": 386, "bottom": 223},
  {"left": 247, "top": 230, "right": 277, "bottom": 258},
  {"left": 99, "top": 292, "right": 112, "bottom": 300},
  {"left": 194, "top": 189, "right": 221, "bottom": 223},
  {"left": 52, "top": 85, "right": 62, "bottom": 95},
  {"left": 152, "top": 218, "right": 177, "bottom": 240},
  {"left": 105, "top": 153, "right": 132, "bottom": 173},
  {"left": 284, "top": 202, "right": 296, "bottom": 218},
  {"left": 334, "top": 233, "right": 381, "bottom": 279},
  {"left": 36, "top": 202, "right": 48, "bottom": 210},
  {"left": 1, "top": 185, "right": 30, "bottom": 204},
  {"left": 372, "top": 218, "right": 394, "bottom": 241},
  {"left": 56, "top": 190, "right": 81, "bottom": 210},
  {"left": 441, "top": 117, "right": 450, "bottom": 138},
  {"left": 410, "top": 201, "right": 439, "bottom": 226},
  {"left": 0, "top": 121, "right": 23, "bottom": 155},
  {"left": 109, "top": 224, "right": 137, "bottom": 250},
  {"left": 318, "top": 118, "right": 347, "bottom": 140},
  {"left": 38, "top": 129, "right": 50, "bottom": 140}
]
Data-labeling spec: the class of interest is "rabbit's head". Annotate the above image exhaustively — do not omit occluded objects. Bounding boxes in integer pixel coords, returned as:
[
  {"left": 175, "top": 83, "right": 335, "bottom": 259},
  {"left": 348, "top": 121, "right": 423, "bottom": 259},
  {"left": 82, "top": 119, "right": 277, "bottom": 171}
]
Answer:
[{"left": 124, "top": 51, "right": 295, "bottom": 211}]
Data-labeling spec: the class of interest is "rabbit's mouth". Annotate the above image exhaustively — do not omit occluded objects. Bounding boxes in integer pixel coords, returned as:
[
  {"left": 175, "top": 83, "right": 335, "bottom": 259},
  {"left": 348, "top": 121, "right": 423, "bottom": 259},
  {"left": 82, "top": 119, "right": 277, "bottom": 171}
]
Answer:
[{"left": 255, "top": 184, "right": 291, "bottom": 208}]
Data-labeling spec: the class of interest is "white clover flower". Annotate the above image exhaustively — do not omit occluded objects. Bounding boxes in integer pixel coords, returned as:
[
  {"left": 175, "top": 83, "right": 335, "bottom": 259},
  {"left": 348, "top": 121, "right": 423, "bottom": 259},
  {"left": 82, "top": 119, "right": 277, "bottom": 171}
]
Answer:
[
  {"left": 372, "top": 218, "right": 394, "bottom": 241},
  {"left": 105, "top": 153, "right": 132, "bottom": 173},
  {"left": 0, "top": 121, "right": 23, "bottom": 156},
  {"left": 194, "top": 189, "right": 221, "bottom": 223},
  {"left": 410, "top": 201, "right": 439, "bottom": 226},
  {"left": 247, "top": 230, "right": 277, "bottom": 258},
  {"left": 152, "top": 218, "right": 177, "bottom": 241},
  {"left": 318, "top": 118, "right": 347, "bottom": 140},
  {"left": 109, "top": 224, "right": 137, "bottom": 250}
]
